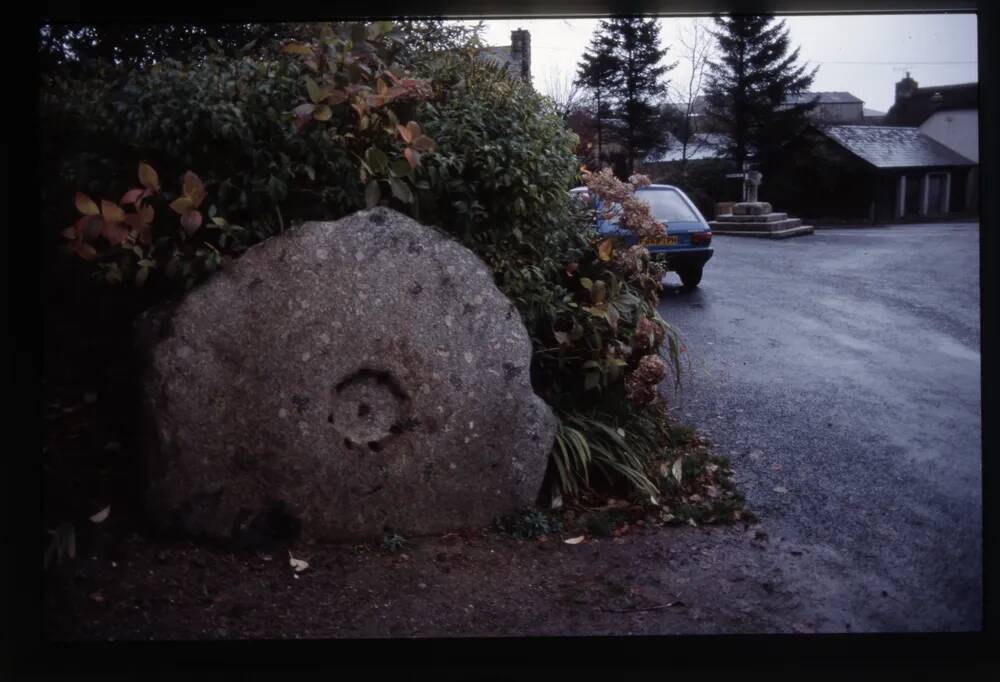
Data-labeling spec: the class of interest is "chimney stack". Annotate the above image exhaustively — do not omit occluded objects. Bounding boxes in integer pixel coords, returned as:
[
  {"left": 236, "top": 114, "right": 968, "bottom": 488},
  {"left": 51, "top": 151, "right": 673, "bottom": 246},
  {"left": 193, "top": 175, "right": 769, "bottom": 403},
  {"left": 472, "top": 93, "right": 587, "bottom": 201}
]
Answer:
[
  {"left": 895, "top": 72, "right": 919, "bottom": 104},
  {"left": 510, "top": 29, "right": 531, "bottom": 84}
]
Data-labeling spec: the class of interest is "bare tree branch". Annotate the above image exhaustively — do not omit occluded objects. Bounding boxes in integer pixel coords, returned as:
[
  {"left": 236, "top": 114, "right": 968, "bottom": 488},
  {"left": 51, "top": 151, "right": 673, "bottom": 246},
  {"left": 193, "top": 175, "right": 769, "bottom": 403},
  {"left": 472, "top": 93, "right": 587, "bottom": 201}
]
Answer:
[
  {"left": 543, "top": 66, "right": 583, "bottom": 121},
  {"left": 671, "top": 19, "right": 717, "bottom": 170}
]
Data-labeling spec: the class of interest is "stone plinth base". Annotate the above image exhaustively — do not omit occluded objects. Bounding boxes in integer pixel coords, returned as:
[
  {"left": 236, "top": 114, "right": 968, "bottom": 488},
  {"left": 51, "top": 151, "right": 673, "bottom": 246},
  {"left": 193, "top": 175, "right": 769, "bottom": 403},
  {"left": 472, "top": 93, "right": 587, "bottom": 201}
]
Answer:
[
  {"left": 709, "top": 204, "right": 814, "bottom": 239},
  {"left": 732, "top": 202, "right": 772, "bottom": 215},
  {"left": 710, "top": 224, "right": 815, "bottom": 239}
]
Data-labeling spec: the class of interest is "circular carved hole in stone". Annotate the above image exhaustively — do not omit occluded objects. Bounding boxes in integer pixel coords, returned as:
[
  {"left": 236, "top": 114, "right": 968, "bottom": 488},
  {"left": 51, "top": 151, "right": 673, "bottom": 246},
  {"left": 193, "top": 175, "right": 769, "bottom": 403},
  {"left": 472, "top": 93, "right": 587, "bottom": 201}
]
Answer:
[{"left": 330, "top": 368, "right": 410, "bottom": 448}]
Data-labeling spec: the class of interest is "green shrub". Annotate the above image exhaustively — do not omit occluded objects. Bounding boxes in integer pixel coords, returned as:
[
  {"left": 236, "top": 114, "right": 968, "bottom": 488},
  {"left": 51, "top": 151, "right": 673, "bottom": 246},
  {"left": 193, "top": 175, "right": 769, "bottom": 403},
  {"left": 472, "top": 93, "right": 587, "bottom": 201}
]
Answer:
[
  {"left": 40, "top": 21, "right": 437, "bottom": 292},
  {"left": 42, "top": 21, "right": 696, "bottom": 508}
]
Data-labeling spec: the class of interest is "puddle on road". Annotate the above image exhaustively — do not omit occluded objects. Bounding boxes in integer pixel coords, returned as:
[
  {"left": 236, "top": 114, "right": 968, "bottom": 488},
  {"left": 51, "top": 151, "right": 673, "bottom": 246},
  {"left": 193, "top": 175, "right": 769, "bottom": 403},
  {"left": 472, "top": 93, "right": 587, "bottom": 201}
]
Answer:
[
  {"left": 935, "top": 337, "right": 980, "bottom": 363},
  {"left": 828, "top": 332, "right": 881, "bottom": 354}
]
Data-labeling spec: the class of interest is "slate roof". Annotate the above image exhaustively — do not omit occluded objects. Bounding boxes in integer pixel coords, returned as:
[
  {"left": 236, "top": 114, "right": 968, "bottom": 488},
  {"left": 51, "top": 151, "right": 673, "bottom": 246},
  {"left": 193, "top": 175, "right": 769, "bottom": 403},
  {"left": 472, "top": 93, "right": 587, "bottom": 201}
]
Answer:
[
  {"left": 644, "top": 133, "right": 731, "bottom": 163},
  {"left": 819, "top": 125, "right": 976, "bottom": 168},
  {"left": 687, "top": 91, "right": 862, "bottom": 115},
  {"left": 786, "top": 91, "right": 863, "bottom": 105},
  {"left": 477, "top": 45, "right": 517, "bottom": 69},
  {"left": 863, "top": 107, "right": 886, "bottom": 117}
]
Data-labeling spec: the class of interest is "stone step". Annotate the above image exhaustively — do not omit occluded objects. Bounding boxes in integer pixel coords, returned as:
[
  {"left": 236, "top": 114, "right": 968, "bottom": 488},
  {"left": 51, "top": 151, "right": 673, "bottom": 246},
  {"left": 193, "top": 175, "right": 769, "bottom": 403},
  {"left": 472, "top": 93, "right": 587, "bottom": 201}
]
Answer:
[
  {"left": 713, "top": 212, "right": 789, "bottom": 224},
  {"left": 712, "top": 225, "right": 815, "bottom": 239},
  {"left": 709, "top": 217, "right": 803, "bottom": 231},
  {"left": 732, "top": 202, "right": 772, "bottom": 216}
]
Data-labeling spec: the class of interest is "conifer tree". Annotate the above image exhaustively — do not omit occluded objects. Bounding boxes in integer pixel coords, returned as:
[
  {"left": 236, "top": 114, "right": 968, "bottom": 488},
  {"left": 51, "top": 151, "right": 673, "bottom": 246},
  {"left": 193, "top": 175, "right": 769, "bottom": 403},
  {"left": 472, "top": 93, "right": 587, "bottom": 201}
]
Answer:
[
  {"left": 575, "top": 30, "right": 619, "bottom": 168},
  {"left": 703, "top": 14, "right": 818, "bottom": 171},
  {"left": 576, "top": 18, "right": 673, "bottom": 174}
]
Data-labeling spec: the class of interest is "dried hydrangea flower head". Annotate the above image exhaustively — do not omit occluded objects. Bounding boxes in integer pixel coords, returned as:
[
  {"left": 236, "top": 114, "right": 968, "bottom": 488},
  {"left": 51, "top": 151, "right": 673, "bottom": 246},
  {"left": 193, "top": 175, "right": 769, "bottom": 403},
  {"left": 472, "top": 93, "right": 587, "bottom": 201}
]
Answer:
[
  {"left": 626, "top": 354, "right": 668, "bottom": 406},
  {"left": 580, "top": 167, "right": 666, "bottom": 240}
]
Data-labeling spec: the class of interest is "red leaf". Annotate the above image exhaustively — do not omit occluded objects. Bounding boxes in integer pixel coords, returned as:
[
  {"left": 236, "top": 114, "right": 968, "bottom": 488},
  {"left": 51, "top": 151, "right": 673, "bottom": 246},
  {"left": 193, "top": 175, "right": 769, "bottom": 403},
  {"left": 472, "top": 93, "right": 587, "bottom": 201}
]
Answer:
[
  {"left": 121, "top": 188, "right": 145, "bottom": 206},
  {"left": 182, "top": 172, "right": 206, "bottom": 207},
  {"left": 404, "top": 147, "right": 421, "bottom": 169},
  {"left": 101, "top": 200, "right": 125, "bottom": 223},
  {"left": 102, "top": 219, "right": 129, "bottom": 246},
  {"left": 410, "top": 135, "right": 436, "bottom": 152},
  {"left": 137, "top": 204, "right": 154, "bottom": 225},
  {"left": 396, "top": 123, "right": 413, "bottom": 144},
  {"left": 180, "top": 210, "right": 203, "bottom": 235},
  {"left": 327, "top": 89, "right": 347, "bottom": 105},
  {"left": 81, "top": 215, "right": 103, "bottom": 241}
]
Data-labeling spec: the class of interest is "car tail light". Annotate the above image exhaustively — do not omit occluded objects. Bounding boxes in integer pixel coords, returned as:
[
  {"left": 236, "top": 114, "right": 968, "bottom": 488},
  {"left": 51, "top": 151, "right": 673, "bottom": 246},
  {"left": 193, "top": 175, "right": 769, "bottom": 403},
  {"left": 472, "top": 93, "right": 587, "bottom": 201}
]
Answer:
[{"left": 691, "top": 231, "right": 712, "bottom": 245}]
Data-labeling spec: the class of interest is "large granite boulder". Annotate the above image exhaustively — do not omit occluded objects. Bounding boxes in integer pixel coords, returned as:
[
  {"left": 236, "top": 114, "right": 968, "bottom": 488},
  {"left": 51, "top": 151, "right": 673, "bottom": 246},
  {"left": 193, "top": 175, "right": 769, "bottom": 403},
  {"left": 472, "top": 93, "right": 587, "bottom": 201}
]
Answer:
[{"left": 136, "top": 207, "right": 556, "bottom": 542}]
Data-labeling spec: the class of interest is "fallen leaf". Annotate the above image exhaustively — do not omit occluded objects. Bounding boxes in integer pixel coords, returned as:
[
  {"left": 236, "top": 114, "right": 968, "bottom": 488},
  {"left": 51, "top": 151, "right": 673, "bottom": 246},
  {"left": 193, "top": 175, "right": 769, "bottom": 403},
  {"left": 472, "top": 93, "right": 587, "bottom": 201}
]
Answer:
[
  {"left": 563, "top": 536, "right": 585, "bottom": 545},
  {"left": 288, "top": 551, "right": 309, "bottom": 572},
  {"left": 89, "top": 506, "right": 111, "bottom": 524},
  {"left": 89, "top": 591, "right": 105, "bottom": 603},
  {"left": 773, "top": 486, "right": 788, "bottom": 494}
]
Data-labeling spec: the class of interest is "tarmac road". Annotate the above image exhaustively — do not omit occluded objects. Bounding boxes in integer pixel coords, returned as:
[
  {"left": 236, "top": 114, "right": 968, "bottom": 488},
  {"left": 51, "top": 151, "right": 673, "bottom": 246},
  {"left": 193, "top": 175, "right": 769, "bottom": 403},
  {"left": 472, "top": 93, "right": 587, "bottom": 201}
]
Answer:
[{"left": 657, "top": 223, "right": 982, "bottom": 632}]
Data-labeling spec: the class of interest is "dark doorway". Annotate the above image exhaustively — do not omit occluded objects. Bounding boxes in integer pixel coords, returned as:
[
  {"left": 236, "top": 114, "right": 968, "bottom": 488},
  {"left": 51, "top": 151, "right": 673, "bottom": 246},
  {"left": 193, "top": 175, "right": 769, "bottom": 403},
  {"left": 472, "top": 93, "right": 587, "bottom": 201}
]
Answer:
[{"left": 950, "top": 169, "right": 968, "bottom": 213}]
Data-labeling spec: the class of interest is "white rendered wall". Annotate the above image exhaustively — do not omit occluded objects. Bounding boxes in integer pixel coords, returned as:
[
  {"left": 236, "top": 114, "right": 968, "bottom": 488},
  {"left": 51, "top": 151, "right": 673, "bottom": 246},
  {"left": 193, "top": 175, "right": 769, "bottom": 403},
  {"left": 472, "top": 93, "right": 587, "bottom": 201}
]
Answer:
[{"left": 920, "top": 109, "right": 979, "bottom": 162}]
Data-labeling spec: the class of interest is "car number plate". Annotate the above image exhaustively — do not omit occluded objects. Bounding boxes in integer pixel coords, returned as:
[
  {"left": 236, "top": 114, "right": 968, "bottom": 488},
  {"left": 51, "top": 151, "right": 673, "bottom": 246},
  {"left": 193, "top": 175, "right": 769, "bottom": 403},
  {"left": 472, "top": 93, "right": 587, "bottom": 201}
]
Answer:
[{"left": 644, "top": 235, "right": 678, "bottom": 246}]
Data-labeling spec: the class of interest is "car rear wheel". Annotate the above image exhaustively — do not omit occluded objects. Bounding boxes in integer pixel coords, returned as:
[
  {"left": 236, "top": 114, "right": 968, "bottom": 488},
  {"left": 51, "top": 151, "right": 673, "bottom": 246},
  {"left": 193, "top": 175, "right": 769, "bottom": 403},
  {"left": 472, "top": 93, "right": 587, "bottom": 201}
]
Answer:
[{"left": 678, "top": 266, "right": 703, "bottom": 290}]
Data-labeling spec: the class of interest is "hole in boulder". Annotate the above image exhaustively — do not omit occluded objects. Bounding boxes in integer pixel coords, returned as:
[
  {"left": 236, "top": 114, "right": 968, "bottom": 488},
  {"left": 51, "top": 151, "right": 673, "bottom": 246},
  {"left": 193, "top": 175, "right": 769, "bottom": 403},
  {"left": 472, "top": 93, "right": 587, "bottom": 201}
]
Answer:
[
  {"left": 343, "top": 438, "right": 354, "bottom": 449},
  {"left": 357, "top": 403, "right": 371, "bottom": 417},
  {"left": 334, "top": 368, "right": 409, "bottom": 402},
  {"left": 367, "top": 441, "right": 382, "bottom": 452}
]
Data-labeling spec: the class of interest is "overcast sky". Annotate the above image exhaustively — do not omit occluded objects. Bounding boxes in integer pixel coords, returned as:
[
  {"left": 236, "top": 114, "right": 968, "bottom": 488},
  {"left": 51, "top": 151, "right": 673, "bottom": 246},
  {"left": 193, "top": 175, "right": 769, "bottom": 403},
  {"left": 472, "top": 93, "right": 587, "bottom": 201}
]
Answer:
[{"left": 463, "top": 14, "right": 978, "bottom": 113}]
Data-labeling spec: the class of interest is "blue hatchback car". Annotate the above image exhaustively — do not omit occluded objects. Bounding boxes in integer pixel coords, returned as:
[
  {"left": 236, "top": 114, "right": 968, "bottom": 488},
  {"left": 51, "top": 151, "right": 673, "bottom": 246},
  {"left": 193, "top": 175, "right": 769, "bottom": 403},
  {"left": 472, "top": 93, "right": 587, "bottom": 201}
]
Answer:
[{"left": 570, "top": 184, "right": 714, "bottom": 290}]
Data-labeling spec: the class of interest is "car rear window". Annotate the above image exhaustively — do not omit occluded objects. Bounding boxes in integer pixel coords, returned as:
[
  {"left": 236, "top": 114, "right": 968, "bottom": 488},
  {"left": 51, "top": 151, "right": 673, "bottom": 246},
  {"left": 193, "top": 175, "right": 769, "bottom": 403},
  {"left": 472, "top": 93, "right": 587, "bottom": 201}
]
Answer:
[{"left": 637, "top": 189, "right": 700, "bottom": 223}]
